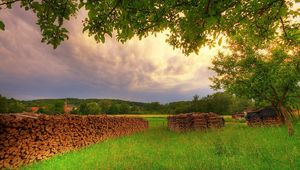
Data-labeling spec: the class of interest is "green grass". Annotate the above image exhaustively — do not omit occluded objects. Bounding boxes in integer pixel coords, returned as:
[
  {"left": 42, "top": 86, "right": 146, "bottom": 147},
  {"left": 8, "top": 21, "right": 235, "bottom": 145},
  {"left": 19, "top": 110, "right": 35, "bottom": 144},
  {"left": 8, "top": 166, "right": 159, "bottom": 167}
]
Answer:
[{"left": 23, "top": 118, "right": 300, "bottom": 170}]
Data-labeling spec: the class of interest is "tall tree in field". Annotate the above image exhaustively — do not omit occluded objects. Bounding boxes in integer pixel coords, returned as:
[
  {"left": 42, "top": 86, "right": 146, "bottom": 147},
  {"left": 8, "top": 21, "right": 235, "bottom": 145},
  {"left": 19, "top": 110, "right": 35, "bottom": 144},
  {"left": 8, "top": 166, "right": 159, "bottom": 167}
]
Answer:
[
  {"left": 0, "top": 0, "right": 299, "bottom": 54},
  {"left": 210, "top": 32, "right": 300, "bottom": 135}
]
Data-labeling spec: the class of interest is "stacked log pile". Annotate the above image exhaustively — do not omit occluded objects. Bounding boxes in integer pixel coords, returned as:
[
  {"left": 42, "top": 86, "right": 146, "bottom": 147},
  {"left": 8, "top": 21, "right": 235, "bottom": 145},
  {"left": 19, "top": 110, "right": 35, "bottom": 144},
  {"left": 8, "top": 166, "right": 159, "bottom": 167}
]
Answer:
[
  {"left": 167, "top": 112, "right": 224, "bottom": 132},
  {"left": 167, "top": 114, "right": 192, "bottom": 131},
  {"left": 247, "top": 116, "right": 282, "bottom": 126},
  {"left": 191, "top": 113, "right": 207, "bottom": 129},
  {"left": 207, "top": 113, "right": 225, "bottom": 128},
  {"left": 0, "top": 113, "right": 148, "bottom": 169}
]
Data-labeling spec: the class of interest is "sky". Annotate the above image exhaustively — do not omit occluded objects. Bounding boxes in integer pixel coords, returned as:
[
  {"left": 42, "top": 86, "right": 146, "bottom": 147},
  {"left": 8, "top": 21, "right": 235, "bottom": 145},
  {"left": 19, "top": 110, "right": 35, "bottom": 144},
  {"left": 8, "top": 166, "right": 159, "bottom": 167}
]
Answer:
[{"left": 0, "top": 5, "right": 223, "bottom": 103}]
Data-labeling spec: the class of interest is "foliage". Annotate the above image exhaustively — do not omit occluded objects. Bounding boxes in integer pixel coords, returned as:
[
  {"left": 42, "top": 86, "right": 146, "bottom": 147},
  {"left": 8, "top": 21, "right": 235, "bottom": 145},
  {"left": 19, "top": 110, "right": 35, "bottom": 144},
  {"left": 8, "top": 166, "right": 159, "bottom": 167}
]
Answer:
[
  {"left": 23, "top": 118, "right": 300, "bottom": 170},
  {"left": 210, "top": 34, "right": 300, "bottom": 134},
  {"left": 78, "top": 102, "right": 101, "bottom": 115},
  {"left": 107, "top": 103, "right": 120, "bottom": 114},
  {"left": 210, "top": 40, "right": 300, "bottom": 110},
  {"left": 0, "top": 93, "right": 256, "bottom": 115},
  {"left": 36, "top": 107, "right": 49, "bottom": 114},
  {"left": 188, "top": 92, "right": 254, "bottom": 115},
  {"left": 164, "top": 101, "right": 191, "bottom": 114},
  {"left": 50, "top": 101, "right": 64, "bottom": 114},
  {"left": 163, "top": 92, "right": 254, "bottom": 115},
  {"left": 19, "top": 92, "right": 254, "bottom": 115},
  {"left": 78, "top": 103, "right": 88, "bottom": 114},
  {"left": 119, "top": 103, "right": 130, "bottom": 114},
  {"left": 86, "top": 102, "right": 101, "bottom": 114},
  {"left": 0, "top": 95, "right": 25, "bottom": 113},
  {"left": 1, "top": 0, "right": 299, "bottom": 54}
]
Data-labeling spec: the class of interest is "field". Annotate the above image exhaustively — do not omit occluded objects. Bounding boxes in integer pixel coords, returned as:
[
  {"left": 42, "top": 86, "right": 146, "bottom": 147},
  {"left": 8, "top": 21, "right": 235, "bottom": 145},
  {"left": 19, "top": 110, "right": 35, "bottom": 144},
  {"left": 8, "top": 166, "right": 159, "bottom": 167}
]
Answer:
[{"left": 22, "top": 117, "right": 300, "bottom": 170}]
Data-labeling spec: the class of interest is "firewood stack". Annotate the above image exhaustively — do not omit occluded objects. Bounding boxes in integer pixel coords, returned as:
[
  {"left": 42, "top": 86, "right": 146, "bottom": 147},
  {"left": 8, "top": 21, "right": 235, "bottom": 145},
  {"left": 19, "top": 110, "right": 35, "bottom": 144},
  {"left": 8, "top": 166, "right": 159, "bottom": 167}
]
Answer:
[
  {"left": 247, "top": 117, "right": 262, "bottom": 126},
  {"left": 247, "top": 117, "right": 282, "bottom": 126},
  {"left": 167, "top": 114, "right": 193, "bottom": 131},
  {"left": 262, "top": 117, "right": 282, "bottom": 126},
  {"left": 167, "top": 112, "right": 224, "bottom": 132},
  {"left": 191, "top": 113, "right": 207, "bottom": 129},
  {"left": 207, "top": 112, "right": 225, "bottom": 128},
  {"left": 0, "top": 113, "right": 148, "bottom": 169}
]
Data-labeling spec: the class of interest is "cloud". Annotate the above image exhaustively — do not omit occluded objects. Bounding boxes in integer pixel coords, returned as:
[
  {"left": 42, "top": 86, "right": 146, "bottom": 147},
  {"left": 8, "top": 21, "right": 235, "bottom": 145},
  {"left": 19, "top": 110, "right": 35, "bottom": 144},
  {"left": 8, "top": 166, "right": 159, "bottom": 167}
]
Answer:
[{"left": 0, "top": 6, "right": 219, "bottom": 102}]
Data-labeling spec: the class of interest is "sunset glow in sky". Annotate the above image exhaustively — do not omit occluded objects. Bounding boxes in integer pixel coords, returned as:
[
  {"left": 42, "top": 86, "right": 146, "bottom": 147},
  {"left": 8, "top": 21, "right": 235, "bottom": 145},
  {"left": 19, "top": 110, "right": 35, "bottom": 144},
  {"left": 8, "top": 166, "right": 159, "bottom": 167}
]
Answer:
[{"left": 0, "top": 6, "right": 223, "bottom": 102}]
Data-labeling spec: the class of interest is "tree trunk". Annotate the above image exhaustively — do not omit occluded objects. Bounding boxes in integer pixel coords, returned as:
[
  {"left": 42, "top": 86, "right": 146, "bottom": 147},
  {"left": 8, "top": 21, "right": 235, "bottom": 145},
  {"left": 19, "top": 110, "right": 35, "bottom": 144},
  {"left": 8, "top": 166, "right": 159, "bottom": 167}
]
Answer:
[{"left": 278, "top": 103, "right": 294, "bottom": 136}]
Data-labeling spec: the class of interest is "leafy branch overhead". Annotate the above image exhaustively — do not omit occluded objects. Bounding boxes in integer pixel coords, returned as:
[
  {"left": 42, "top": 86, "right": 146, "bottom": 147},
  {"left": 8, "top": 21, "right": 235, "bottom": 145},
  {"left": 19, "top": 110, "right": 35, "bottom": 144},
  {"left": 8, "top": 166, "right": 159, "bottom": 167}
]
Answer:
[
  {"left": 0, "top": 0, "right": 299, "bottom": 53},
  {"left": 209, "top": 35, "right": 300, "bottom": 135}
]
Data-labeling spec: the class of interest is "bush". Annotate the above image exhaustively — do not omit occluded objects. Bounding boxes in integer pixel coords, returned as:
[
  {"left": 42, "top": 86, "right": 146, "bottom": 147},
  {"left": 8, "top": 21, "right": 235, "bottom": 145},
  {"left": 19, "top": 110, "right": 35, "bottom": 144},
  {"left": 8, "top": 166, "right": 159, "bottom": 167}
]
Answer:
[{"left": 79, "top": 102, "right": 101, "bottom": 114}]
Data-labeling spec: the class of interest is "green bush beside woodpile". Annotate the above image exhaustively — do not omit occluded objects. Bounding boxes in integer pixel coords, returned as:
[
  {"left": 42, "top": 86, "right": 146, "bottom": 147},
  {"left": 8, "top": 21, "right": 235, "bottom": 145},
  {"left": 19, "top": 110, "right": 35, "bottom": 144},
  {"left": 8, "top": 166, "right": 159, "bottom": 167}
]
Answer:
[
  {"left": 167, "top": 113, "right": 225, "bottom": 132},
  {"left": 0, "top": 113, "right": 148, "bottom": 169}
]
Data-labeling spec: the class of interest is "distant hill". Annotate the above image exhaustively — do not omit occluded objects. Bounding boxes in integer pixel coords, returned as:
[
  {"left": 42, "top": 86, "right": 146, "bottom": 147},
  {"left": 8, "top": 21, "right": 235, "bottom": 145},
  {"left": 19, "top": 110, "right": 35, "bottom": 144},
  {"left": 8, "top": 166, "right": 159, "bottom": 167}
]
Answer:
[{"left": 1, "top": 92, "right": 255, "bottom": 115}]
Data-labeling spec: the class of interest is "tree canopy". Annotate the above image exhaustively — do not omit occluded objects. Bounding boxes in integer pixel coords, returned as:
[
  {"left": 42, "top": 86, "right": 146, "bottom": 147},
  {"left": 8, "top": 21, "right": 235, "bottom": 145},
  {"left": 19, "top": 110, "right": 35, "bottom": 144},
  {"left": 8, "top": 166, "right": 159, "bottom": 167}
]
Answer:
[
  {"left": 78, "top": 102, "right": 101, "bottom": 114},
  {"left": 0, "top": 95, "right": 25, "bottom": 113},
  {"left": 210, "top": 33, "right": 300, "bottom": 134},
  {"left": 0, "top": 0, "right": 299, "bottom": 54}
]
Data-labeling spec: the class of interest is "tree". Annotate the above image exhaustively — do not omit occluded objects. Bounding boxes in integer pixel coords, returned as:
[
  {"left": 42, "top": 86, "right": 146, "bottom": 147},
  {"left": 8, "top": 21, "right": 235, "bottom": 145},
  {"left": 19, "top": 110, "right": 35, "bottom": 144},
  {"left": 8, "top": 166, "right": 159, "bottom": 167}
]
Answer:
[
  {"left": 191, "top": 95, "right": 199, "bottom": 110},
  {"left": 49, "top": 101, "right": 64, "bottom": 114},
  {"left": 163, "top": 101, "right": 191, "bottom": 114},
  {"left": 78, "top": 102, "right": 101, "bottom": 114},
  {"left": 229, "top": 96, "right": 255, "bottom": 114},
  {"left": 86, "top": 102, "right": 101, "bottom": 114},
  {"left": 79, "top": 103, "right": 88, "bottom": 114},
  {"left": 119, "top": 103, "right": 129, "bottom": 114},
  {"left": 0, "top": 95, "right": 26, "bottom": 113},
  {"left": 107, "top": 103, "right": 120, "bottom": 114},
  {"left": 0, "top": 0, "right": 298, "bottom": 54},
  {"left": 37, "top": 107, "right": 49, "bottom": 114},
  {"left": 204, "top": 92, "right": 233, "bottom": 115},
  {"left": 0, "top": 95, "right": 9, "bottom": 113},
  {"left": 7, "top": 100, "right": 25, "bottom": 113},
  {"left": 189, "top": 92, "right": 253, "bottom": 115},
  {"left": 210, "top": 37, "right": 300, "bottom": 135},
  {"left": 192, "top": 95, "right": 199, "bottom": 102}
]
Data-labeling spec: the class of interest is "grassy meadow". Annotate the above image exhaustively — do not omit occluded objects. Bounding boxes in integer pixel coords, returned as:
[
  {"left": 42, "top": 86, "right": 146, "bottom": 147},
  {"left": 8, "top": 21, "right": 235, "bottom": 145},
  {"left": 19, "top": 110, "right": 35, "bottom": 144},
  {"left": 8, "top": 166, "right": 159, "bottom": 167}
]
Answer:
[{"left": 23, "top": 117, "right": 300, "bottom": 170}]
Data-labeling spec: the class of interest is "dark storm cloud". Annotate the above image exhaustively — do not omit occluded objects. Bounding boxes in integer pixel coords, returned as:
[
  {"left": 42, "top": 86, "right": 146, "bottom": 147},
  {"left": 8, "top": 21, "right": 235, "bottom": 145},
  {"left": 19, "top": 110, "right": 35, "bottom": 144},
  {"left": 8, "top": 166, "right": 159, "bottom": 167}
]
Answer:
[{"left": 0, "top": 6, "right": 218, "bottom": 102}]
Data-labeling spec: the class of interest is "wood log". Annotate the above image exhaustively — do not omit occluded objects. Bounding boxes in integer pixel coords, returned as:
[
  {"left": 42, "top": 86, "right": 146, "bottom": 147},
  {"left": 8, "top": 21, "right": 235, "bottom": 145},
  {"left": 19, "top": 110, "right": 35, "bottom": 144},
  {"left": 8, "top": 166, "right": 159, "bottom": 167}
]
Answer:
[{"left": 0, "top": 113, "right": 148, "bottom": 169}]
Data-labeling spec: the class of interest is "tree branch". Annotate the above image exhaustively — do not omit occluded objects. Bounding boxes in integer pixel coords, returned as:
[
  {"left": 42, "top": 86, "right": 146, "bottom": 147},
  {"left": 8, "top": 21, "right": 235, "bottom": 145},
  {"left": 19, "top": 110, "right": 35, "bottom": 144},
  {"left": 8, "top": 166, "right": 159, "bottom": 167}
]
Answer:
[
  {"left": 280, "top": 86, "right": 289, "bottom": 103},
  {"left": 270, "top": 85, "right": 280, "bottom": 101},
  {"left": 251, "top": 87, "right": 274, "bottom": 103},
  {"left": 280, "top": 17, "right": 288, "bottom": 37},
  {"left": 289, "top": 95, "right": 300, "bottom": 99},
  {"left": 0, "top": 0, "right": 20, "bottom": 6},
  {"left": 205, "top": 0, "right": 211, "bottom": 15}
]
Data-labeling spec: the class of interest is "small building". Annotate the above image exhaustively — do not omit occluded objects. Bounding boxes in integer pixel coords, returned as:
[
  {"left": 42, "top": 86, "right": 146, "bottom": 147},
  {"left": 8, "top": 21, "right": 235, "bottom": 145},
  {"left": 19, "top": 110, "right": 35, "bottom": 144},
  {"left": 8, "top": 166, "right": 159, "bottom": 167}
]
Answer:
[
  {"left": 30, "top": 106, "right": 47, "bottom": 113},
  {"left": 64, "top": 100, "right": 76, "bottom": 113},
  {"left": 30, "top": 107, "right": 39, "bottom": 113}
]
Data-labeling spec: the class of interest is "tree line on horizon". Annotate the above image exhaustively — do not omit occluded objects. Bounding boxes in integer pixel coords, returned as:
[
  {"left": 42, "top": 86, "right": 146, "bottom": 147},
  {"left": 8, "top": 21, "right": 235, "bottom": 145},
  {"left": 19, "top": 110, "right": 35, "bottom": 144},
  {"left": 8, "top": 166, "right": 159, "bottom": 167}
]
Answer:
[
  {"left": 0, "top": 92, "right": 256, "bottom": 115},
  {"left": 0, "top": 95, "right": 26, "bottom": 113}
]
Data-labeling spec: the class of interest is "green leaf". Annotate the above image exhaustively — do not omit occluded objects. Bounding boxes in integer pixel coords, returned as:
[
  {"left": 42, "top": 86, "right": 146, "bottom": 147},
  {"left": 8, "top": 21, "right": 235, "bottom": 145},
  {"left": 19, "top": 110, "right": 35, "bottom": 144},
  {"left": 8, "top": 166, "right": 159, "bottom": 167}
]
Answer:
[
  {"left": 0, "top": 21, "right": 5, "bottom": 31},
  {"left": 100, "top": 35, "right": 105, "bottom": 43},
  {"left": 218, "top": 37, "right": 222, "bottom": 46}
]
